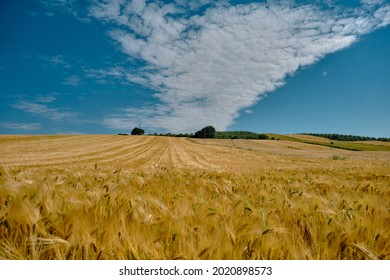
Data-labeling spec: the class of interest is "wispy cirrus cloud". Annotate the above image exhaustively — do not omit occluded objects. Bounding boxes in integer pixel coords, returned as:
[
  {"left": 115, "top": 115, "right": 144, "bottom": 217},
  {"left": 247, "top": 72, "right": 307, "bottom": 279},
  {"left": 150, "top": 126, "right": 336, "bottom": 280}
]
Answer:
[
  {"left": 40, "top": 55, "right": 72, "bottom": 69},
  {"left": 35, "top": 94, "right": 57, "bottom": 103},
  {"left": 85, "top": 66, "right": 127, "bottom": 84},
  {"left": 88, "top": 0, "right": 390, "bottom": 133},
  {"left": 37, "top": 0, "right": 90, "bottom": 21},
  {"left": 361, "top": 0, "right": 385, "bottom": 6},
  {"left": 0, "top": 122, "right": 41, "bottom": 131},
  {"left": 13, "top": 96, "right": 78, "bottom": 121},
  {"left": 62, "top": 75, "right": 82, "bottom": 87}
]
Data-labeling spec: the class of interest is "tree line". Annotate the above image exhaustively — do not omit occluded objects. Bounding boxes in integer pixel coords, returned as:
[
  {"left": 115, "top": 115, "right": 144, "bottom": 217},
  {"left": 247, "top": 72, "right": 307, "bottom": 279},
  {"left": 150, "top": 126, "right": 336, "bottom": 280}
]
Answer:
[
  {"left": 124, "top": 125, "right": 268, "bottom": 139},
  {"left": 123, "top": 126, "right": 389, "bottom": 142},
  {"left": 301, "top": 133, "right": 390, "bottom": 142}
]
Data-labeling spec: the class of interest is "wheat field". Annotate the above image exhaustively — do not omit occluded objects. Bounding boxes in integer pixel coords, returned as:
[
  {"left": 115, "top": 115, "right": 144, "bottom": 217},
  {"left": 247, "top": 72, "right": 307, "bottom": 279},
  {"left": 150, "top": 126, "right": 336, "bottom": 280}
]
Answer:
[{"left": 0, "top": 135, "right": 389, "bottom": 259}]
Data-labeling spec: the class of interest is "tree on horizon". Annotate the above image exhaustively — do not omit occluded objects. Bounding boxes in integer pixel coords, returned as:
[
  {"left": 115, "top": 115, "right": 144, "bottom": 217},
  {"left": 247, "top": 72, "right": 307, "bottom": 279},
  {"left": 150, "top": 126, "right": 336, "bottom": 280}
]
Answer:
[
  {"left": 131, "top": 127, "right": 144, "bottom": 135},
  {"left": 194, "top": 126, "right": 216, "bottom": 138}
]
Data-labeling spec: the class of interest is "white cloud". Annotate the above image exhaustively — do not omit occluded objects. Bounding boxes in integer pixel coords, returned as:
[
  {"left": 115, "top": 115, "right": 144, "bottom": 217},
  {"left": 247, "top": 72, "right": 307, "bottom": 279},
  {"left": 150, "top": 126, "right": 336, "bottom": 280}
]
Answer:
[
  {"left": 0, "top": 122, "right": 41, "bottom": 131},
  {"left": 85, "top": 65, "right": 149, "bottom": 85},
  {"left": 35, "top": 94, "right": 57, "bottom": 103},
  {"left": 375, "top": 5, "right": 390, "bottom": 27},
  {"left": 89, "top": 0, "right": 390, "bottom": 133},
  {"left": 13, "top": 100, "right": 78, "bottom": 121},
  {"left": 40, "top": 55, "right": 71, "bottom": 68},
  {"left": 361, "top": 0, "right": 385, "bottom": 6},
  {"left": 85, "top": 66, "right": 126, "bottom": 81},
  {"left": 127, "top": 0, "right": 146, "bottom": 15},
  {"left": 38, "top": 0, "right": 90, "bottom": 21},
  {"left": 62, "top": 75, "right": 81, "bottom": 87}
]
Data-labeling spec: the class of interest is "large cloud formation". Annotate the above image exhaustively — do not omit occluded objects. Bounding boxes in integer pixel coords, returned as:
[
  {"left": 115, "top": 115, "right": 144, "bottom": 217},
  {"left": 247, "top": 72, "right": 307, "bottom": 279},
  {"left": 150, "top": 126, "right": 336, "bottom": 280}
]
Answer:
[{"left": 89, "top": 0, "right": 390, "bottom": 133}]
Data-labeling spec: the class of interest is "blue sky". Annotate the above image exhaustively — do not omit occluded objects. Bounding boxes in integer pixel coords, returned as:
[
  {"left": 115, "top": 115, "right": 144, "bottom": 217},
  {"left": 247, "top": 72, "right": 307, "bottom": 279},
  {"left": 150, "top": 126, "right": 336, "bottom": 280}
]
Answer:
[{"left": 1, "top": 0, "right": 389, "bottom": 137}]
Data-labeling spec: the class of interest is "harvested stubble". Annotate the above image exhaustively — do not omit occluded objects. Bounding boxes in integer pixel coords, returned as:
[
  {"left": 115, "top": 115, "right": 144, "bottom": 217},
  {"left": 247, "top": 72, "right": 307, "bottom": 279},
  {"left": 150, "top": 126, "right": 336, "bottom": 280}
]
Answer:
[{"left": 1, "top": 162, "right": 389, "bottom": 260}]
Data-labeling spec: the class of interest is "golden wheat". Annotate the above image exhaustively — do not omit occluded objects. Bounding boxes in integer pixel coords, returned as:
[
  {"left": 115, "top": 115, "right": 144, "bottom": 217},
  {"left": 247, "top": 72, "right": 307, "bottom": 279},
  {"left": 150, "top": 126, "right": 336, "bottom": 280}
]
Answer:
[{"left": 0, "top": 136, "right": 389, "bottom": 259}]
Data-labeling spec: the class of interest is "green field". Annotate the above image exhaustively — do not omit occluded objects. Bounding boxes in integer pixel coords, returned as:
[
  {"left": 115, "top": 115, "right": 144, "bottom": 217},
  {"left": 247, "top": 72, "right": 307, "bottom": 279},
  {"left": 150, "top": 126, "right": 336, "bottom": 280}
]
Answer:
[{"left": 265, "top": 134, "right": 390, "bottom": 151}]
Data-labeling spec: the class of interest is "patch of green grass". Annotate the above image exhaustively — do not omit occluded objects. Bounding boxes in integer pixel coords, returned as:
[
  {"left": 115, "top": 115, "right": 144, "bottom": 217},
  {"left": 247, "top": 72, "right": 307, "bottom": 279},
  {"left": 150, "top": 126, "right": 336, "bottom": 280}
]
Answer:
[
  {"left": 332, "top": 155, "right": 346, "bottom": 160},
  {"left": 265, "top": 134, "right": 390, "bottom": 151},
  {"left": 265, "top": 134, "right": 297, "bottom": 141},
  {"left": 329, "top": 141, "right": 390, "bottom": 151}
]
